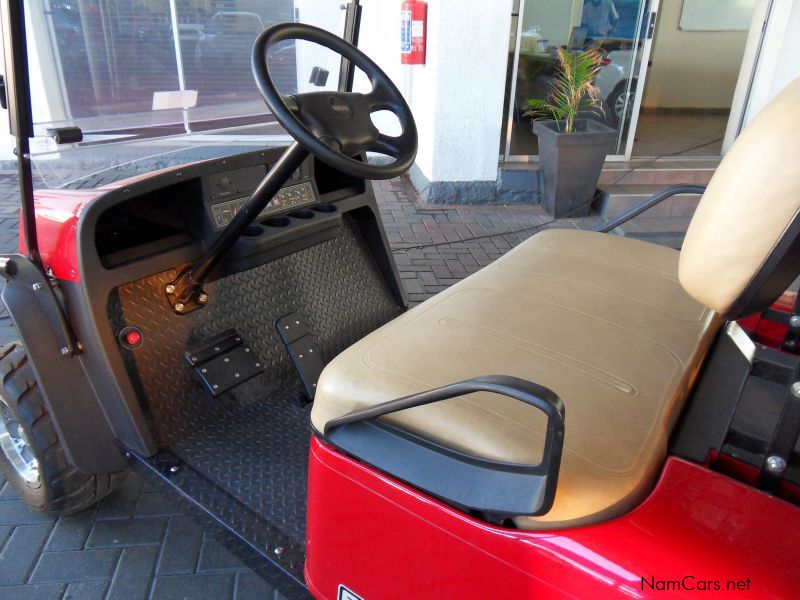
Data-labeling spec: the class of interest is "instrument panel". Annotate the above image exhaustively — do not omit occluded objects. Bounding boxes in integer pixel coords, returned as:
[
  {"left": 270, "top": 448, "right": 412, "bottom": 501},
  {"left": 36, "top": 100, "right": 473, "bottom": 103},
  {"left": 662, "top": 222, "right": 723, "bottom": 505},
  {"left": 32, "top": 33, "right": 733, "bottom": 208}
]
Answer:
[
  {"left": 209, "top": 181, "right": 316, "bottom": 229},
  {"left": 205, "top": 162, "right": 318, "bottom": 230}
]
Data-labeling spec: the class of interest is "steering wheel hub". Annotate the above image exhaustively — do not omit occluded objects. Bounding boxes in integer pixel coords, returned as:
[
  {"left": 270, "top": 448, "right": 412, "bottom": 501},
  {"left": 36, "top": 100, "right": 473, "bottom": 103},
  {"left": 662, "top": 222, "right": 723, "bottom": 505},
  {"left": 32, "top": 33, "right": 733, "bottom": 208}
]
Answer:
[{"left": 252, "top": 23, "right": 418, "bottom": 180}]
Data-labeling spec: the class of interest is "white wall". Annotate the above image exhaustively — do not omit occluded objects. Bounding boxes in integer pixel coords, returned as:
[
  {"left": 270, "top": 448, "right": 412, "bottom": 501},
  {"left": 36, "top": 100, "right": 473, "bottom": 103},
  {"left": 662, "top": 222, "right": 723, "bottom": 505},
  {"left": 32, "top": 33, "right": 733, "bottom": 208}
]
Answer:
[
  {"left": 358, "top": 0, "right": 512, "bottom": 184},
  {"left": 723, "top": 0, "right": 800, "bottom": 151},
  {"left": 742, "top": 0, "right": 800, "bottom": 123}
]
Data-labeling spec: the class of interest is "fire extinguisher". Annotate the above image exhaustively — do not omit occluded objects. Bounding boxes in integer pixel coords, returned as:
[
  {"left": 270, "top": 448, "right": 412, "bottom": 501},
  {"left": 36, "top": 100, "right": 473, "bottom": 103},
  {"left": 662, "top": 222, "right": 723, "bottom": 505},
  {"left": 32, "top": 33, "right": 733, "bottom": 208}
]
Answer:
[{"left": 401, "top": 1, "right": 427, "bottom": 65}]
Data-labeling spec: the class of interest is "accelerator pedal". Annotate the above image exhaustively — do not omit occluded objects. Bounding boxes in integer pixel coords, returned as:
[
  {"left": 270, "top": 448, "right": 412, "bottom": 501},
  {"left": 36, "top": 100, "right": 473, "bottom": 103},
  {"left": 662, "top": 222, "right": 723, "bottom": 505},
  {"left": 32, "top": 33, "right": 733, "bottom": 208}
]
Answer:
[{"left": 276, "top": 313, "right": 325, "bottom": 400}]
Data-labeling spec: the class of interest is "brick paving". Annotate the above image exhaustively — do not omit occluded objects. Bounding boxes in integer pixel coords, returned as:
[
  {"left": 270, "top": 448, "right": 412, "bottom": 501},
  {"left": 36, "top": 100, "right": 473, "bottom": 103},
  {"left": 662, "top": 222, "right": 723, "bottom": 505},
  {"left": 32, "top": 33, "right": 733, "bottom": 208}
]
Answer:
[{"left": 0, "top": 171, "right": 691, "bottom": 599}]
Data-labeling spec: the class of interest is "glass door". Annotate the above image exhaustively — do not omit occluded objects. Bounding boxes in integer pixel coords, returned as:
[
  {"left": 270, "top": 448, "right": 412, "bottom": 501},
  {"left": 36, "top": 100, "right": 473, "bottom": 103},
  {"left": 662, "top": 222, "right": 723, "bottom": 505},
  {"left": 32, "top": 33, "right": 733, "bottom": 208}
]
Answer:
[{"left": 502, "top": 0, "right": 659, "bottom": 161}]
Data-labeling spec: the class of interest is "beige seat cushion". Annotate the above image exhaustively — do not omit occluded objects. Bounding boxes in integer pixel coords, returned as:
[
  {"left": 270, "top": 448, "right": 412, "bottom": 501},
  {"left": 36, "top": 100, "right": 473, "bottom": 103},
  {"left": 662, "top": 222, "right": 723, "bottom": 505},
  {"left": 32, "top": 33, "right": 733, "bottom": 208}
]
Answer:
[{"left": 311, "top": 229, "right": 720, "bottom": 529}]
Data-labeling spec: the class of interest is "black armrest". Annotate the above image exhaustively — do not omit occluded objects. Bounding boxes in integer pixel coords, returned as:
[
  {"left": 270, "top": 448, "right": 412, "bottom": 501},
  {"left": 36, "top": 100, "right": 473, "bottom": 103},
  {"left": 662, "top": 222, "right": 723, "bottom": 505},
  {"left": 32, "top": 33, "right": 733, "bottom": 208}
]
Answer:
[
  {"left": 595, "top": 184, "right": 706, "bottom": 233},
  {"left": 323, "top": 375, "right": 565, "bottom": 519}
]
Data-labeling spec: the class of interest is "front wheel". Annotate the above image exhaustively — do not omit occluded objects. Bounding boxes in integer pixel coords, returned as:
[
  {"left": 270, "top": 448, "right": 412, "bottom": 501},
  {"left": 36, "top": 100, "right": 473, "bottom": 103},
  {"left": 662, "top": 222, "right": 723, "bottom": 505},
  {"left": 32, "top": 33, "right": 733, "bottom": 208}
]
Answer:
[{"left": 0, "top": 341, "right": 125, "bottom": 514}]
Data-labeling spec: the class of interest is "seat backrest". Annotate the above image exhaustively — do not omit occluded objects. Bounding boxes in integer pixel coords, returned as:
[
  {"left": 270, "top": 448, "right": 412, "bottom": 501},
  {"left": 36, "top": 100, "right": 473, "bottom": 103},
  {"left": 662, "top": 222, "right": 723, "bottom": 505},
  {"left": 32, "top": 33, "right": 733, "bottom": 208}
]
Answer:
[{"left": 679, "top": 77, "right": 800, "bottom": 320}]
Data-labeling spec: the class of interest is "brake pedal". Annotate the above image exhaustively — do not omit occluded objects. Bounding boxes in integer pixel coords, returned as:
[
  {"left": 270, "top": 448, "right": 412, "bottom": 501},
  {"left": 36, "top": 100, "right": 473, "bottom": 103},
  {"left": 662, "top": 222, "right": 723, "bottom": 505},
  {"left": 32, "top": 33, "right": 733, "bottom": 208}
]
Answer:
[{"left": 184, "top": 330, "right": 265, "bottom": 397}]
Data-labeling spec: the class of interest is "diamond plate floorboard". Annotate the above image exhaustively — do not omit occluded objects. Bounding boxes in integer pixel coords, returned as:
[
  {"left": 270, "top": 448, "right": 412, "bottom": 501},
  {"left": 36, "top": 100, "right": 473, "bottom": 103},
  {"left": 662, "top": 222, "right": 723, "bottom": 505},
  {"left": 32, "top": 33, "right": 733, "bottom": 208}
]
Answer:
[{"left": 109, "top": 216, "right": 402, "bottom": 543}]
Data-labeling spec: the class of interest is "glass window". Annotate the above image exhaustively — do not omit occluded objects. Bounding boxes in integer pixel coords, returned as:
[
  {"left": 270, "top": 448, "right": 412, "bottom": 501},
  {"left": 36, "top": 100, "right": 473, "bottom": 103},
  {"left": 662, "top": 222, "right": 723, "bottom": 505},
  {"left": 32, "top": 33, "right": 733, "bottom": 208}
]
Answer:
[
  {"left": 25, "top": 0, "right": 349, "bottom": 188},
  {"left": 502, "top": 0, "right": 650, "bottom": 158},
  {"left": 29, "top": 0, "right": 345, "bottom": 135}
]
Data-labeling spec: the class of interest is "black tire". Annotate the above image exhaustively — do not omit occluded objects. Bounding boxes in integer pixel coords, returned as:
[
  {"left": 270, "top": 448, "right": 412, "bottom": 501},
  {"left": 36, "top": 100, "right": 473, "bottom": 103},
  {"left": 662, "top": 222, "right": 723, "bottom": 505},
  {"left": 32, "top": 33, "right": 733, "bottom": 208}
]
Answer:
[
  {"left": 0, "top": 341, "right": 126, "bottom": 515},
  {"left": 605, "top": 80, "right": 637, "bottom": 129}
]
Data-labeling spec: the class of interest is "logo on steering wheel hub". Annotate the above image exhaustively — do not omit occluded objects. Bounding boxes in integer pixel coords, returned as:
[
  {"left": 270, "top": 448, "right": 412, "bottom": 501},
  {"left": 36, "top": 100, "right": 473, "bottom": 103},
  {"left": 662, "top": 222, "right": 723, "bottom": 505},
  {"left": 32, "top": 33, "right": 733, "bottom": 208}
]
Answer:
[{"left": 328, "top": 96, "right": 352, "bottom": 118}]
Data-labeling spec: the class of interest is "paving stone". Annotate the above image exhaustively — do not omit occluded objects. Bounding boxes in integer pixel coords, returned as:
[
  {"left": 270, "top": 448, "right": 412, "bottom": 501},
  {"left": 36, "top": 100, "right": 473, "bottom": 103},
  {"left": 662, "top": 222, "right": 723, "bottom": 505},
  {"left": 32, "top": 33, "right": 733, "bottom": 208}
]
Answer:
[
  {"left": 234, "top": 571, "right": 275, "bottom": 600},
  {"left": 0, "top": 479, "right": 19, "bottom": 500},
  {"left": 62, "top": 579, "right": 110, "bottom": 599},
  {"left": 197, "top": 540, "right": 247, "bottom": 573},
  {"left": 86, "top": 517, "right": 167, "bottom": 548},
  {"left": 107, "top": 546, "right": 159, "bottom": 600},
  {"left": 0, "top": 500, "right": 57, "bottom": 526},
  {"left": 0, "top": 524, "right": 13, "bottom": 550},
  {"left": 0, "top": 524, "right": 52, "bottom": 585},
  {"left": 0, "top": 582, "right": 66, "bottom": 599},
  {"left": 135, "top": 492, "right": 182, "bottom": 518},
  {"left": 156, "top": 515, "right": 203, "bottom": 576},
  {"left": 29, "top": 549, "right": 119, "bottom": 583},
  {"left": 44, "top": 511, "right": 96, "bottom": 552},
  {"left": 151, "top": 573, "right": 235, "bottom": 599}
]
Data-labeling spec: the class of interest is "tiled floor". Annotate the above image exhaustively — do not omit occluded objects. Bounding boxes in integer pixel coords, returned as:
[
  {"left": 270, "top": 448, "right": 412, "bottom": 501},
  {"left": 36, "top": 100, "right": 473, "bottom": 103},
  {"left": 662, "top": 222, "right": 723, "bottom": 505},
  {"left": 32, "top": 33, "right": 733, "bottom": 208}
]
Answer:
[
  {"left": 0, "top": 171, "right": 697, "bottom": 599},
  {"left": 633, "top": 113, "right": 728, "bottom": 157}
]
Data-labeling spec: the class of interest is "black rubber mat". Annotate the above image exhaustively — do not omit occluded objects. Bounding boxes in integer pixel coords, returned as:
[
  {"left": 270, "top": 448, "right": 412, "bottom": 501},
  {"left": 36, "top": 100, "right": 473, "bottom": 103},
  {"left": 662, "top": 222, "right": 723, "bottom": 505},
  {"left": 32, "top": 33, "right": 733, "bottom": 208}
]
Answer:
[{"left": 108, "top": 215, "right": 402, "bottom": 543}]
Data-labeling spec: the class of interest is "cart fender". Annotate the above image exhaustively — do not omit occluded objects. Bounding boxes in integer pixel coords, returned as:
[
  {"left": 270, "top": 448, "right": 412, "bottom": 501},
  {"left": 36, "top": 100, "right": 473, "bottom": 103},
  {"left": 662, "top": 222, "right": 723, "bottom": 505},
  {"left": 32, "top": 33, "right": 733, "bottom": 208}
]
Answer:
[{"left": 0, "top": 253, "right": 126, "bottom": 473}]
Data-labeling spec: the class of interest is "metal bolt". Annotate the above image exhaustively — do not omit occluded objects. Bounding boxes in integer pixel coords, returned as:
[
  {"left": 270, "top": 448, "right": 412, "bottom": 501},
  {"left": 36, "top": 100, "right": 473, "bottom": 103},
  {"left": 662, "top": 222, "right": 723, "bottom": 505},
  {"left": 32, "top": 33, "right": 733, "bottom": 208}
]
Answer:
[
  {"left": 255, "top": 363, "right": 261, "bottom": 367},
  {"left": 201, "top": 368, "right": 207, "bottom": 373},
  {"left": 169, "top": 465, "right": 180, "bottom": 473},
  {"left": 214, "top": 346, "right": 220, "bottom": 351},
  {"left": 309, "top": 349, "right": 313, "bottom": 353},
  {"left": 234, "top": 373, "right": 240, "bottom": 378},
  {"left": 175, "top": 303, "right": 185, "bottom": 312},
  {"left": 244, "top": 348, "right": 250, "bottom": 353},
  {"left": 165, "top": 284, "right": 175, "bottom": 294},
  {"left": 176, "top": 171, "right": 182, "bottom": 177},
  {"left": 16, "top": 424, "right": 24, "bottom": 437},
  {"left": 295, "top": 320, "right": 300, "bottom": 325},
  {"left": 792, "top": 382, "right": 800, "bottom": 399},
  {"left": 223, "top": 357, "right": 229, "bottom": 363},
  {"left": 299, "top": 354, "right": 303, "bottom": 359},
  {"left": 274, "top": 547, "right": 284, "bottom": 557},
  {"left": 70, "top": 269, "right": 76, "bottom": 277},
  {"left": 790, "top": 316, "right": 800, "bottom": 328},
  {"left": 198, "top": 293, "right": 208, "bottom": 304},
  {"left": 213, "top": 384, "right": 219, "bottom": 389},
  {"left": 31, "top": 282, "right": 42, "bottom": 291},
  {"left": 766, "top": 455, "right": 787, "bottom": 473},
  {"left": 60, "top": 347, "right": 70, "bottom": 355}
]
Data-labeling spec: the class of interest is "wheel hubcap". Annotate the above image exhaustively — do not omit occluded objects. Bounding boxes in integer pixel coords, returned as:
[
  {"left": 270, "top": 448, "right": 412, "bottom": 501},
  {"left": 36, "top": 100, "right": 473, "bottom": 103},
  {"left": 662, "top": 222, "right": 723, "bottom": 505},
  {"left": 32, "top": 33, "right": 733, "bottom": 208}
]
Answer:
[
  {"left": 0, "top": 406, "right": 40, "bottom": 484},
  {"left": 615, "top": 91, "right": 635, "bottom": 121}
]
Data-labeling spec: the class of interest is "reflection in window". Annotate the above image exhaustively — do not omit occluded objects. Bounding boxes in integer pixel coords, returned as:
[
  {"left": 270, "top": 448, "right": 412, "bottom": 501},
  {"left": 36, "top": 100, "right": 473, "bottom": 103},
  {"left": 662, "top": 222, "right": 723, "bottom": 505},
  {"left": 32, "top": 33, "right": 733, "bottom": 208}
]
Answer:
[
  {"left": 34, "top": 0, "right": 343, "bottom": 133},
  {"left": 503, "top": 0, "right": 648, "bottom": 157}
]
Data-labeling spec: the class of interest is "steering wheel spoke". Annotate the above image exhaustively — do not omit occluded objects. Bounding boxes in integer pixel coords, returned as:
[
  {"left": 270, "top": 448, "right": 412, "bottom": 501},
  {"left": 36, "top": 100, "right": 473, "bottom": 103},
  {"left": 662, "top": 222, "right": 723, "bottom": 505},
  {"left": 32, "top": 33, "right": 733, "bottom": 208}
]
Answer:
[
  {"left": 368, "top": 133, "right": 403, "bottom": 159},
  {"left": 252, "top": 23, "right": 417, "bottom": 180},
  {"left": 366, "top": 80, "right": 398, "bottom": 112},
  {"left": 281, "top": 94, "right": 301, "bottom": 114}
]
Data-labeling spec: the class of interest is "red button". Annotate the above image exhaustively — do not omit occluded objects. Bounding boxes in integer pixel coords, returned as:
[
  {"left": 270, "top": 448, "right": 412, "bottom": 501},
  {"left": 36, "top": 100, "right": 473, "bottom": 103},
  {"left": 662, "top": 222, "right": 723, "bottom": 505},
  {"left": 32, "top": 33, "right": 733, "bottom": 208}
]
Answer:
[{"left": 126, "top": 331, "right": 142, "bottom": 346}]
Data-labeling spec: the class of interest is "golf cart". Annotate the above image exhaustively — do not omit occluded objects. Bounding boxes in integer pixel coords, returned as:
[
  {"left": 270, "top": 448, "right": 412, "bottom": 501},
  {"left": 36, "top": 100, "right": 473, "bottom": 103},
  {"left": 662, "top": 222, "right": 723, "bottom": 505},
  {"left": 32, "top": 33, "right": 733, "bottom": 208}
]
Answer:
[{"left": 0, "top": 2, "right": 799, "bottom": 598}]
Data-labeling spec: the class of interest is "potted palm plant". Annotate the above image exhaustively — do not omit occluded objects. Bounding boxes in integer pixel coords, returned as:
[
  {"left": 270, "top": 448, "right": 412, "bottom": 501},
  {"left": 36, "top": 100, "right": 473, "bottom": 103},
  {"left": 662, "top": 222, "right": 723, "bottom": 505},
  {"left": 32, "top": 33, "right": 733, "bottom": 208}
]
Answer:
[{"left": 526, "top": 48, "right": 616, "bottom": 218}]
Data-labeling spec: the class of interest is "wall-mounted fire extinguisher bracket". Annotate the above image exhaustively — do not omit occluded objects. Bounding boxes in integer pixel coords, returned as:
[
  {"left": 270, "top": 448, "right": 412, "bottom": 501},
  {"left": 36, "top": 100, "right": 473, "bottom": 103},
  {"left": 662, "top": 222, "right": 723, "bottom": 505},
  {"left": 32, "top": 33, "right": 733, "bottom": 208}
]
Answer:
[{"left": 401, "top": 1, "right": 427, "bottom": 65}]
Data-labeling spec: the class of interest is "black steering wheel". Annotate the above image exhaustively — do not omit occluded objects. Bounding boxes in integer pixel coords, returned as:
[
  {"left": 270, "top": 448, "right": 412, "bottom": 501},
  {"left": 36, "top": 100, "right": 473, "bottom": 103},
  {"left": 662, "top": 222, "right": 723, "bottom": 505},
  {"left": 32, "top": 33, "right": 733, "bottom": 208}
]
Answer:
[{"left": 252, "top": 23, "right": 418, "bottom": 180}]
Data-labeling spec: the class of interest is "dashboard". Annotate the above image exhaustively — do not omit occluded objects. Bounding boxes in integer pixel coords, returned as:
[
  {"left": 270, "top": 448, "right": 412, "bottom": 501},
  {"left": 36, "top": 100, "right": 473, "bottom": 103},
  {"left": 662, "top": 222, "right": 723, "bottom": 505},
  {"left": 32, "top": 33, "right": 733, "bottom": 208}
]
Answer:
[{"left": 93, "top": 149, "right": 365, "bottom": 274}]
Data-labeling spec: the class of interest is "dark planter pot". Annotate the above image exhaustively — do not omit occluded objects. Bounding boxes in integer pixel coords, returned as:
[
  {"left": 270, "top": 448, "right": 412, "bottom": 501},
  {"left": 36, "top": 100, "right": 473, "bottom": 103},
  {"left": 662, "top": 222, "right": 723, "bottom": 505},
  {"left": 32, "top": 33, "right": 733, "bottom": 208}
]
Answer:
[{"left": 533, "top": 119, "right": 616, "bottom": 218}]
